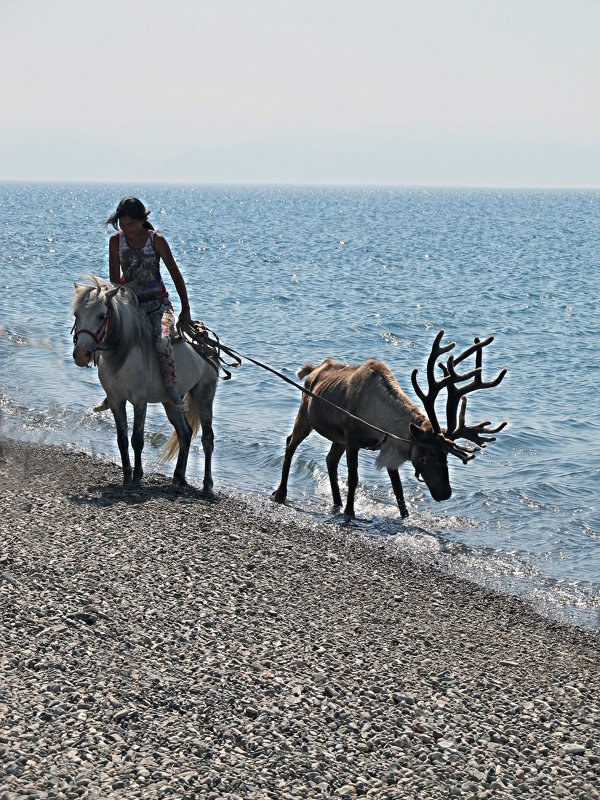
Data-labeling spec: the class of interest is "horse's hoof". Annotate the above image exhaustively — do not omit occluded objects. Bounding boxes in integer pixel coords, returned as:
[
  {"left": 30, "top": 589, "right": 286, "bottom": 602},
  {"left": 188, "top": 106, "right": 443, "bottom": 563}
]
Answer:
[
  {"left": 200, "top": 487, "right": 215, "bottom": 499},
  {"left": 271, "top": 490, "right": 286, "bottom": 504}
]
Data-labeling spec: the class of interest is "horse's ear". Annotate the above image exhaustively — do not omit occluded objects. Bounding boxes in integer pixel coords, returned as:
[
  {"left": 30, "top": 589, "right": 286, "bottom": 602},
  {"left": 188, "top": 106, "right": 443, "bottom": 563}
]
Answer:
[{"left": 106, "top": 287, "right": 120, "bottom": 301}]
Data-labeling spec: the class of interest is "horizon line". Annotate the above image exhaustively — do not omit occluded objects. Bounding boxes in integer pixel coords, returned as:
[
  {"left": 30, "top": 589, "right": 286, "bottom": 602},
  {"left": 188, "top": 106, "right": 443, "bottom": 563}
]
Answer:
[{"left": 1, "top": 178, "right": 598, "bottom": 192}]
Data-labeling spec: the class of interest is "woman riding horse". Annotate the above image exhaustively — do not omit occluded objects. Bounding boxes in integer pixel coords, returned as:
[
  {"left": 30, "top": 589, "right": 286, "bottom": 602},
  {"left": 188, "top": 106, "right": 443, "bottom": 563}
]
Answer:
[
  {"left": 94, "top": 196, "right": 191, "bottom": 414},
  {"left": 72, "top": 276, "right": 218, "bottom": 491}
]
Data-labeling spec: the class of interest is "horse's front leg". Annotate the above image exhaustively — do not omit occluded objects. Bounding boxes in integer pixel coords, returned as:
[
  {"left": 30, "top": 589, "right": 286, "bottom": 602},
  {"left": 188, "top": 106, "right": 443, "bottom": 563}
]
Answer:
[
  {"left": 111, "top": 402, "right": 132, "bottom": 485},
  {"left": 130, "top": 403, "right": 147, "bottom": 487}
]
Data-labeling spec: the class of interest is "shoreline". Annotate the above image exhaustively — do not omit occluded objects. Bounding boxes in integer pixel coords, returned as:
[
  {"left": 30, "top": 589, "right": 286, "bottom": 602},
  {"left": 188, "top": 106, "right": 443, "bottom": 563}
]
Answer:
[{"left": 1, "top": 439, "right": 599, "bottom": 799}]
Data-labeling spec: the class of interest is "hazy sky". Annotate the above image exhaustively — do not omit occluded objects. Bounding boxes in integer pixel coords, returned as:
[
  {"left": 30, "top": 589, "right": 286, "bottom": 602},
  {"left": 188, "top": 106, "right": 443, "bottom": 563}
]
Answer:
[{"left": 2, "top": 0, "right": 598, "bottom": 187}]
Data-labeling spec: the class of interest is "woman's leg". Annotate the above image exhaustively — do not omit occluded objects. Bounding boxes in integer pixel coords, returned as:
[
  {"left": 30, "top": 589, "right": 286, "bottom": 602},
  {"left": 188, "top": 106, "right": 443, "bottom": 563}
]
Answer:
[
  {"left": 148, "top": 303, "right": 188, "bottom": 412},
  {"left": 92, "top": 396, "right": 110, "bottom": 412}
]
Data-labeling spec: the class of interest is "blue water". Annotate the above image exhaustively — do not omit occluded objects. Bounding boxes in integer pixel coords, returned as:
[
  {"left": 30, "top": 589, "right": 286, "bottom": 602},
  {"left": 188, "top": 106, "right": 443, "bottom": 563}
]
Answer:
[{"left": 1, "top": 182, "right": 599, "bottom": 628}]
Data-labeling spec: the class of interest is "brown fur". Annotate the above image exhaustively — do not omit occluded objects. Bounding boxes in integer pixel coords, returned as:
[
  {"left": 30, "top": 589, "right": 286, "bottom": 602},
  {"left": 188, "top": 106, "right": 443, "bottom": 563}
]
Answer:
[
  {"left": 272, "top": 357, "right": 449, "bottom": 519},
  {"left": 272, "top": 332, "right": 506, "bottom": 520}
]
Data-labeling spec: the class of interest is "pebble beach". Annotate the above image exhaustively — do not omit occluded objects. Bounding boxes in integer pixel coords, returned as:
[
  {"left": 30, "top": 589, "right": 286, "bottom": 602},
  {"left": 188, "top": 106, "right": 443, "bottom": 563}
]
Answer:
[{"left": 1, "top": 439, "right": 599, "bottom": 800}]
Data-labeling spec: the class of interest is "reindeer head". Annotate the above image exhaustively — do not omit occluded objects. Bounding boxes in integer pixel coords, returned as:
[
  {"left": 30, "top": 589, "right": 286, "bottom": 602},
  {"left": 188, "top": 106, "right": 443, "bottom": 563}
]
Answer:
[
  {"left": 409, "top": 329, "right": 507, "bottom": 501},
  {"left": 407, "top": 420, "right": 452, "bottom": 501}
]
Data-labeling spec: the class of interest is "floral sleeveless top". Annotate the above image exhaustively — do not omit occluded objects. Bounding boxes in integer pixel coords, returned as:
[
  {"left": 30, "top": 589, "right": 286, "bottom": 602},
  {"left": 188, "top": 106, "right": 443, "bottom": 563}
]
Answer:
[{"left": 119, "top": 230, "right": 168, "bottom": 303}]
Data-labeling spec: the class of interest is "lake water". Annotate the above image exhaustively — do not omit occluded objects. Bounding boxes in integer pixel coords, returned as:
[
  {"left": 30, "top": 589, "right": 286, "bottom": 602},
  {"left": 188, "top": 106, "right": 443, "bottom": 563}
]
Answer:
[{"left": 1, "top": 182, "right": 598, "bottom": 629}]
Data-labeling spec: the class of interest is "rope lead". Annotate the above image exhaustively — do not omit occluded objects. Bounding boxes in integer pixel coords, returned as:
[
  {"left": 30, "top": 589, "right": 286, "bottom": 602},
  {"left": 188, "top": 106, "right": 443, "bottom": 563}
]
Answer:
[{"left": 177, "top": 319, "right": 414, "bottom": 446}]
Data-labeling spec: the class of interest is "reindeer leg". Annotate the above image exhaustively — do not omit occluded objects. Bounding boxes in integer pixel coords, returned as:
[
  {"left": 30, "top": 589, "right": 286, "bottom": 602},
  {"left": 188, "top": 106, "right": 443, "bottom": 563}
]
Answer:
[
  {"left": 130, "top": 403, "right": 148, "bottom": 487},
  {"left": 387, "top": 468, "right": 409, "bottom": 518},
  {"left": 326, "top": 441, "right": 345, "bottom": 509},
  {"left": 111, "top": 401, "right": 132, "bottom": 486},
  {"left": 271, "top": 405, "right": 312, "bottom": 504},
  {"left": 344, "top": 447, "right": 360, "bottom": 520}
]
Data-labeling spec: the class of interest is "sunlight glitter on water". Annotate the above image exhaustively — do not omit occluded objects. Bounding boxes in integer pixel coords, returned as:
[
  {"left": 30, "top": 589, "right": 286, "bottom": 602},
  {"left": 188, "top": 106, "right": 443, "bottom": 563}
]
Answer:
[{"left": 1, "top": 182, "right": 599, "bottom": 628}]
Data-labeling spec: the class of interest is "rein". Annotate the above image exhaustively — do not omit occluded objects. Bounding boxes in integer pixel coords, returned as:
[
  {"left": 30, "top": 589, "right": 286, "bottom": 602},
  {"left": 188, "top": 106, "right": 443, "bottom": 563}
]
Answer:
[
  {"left": 238, "top": 353, "right": 413, "bottom": 445},
  {"left": 176, "top": 320, "right": 241, "bottom": 380},
  {"left": 178, "top": 320, "right": 416, "bottom": 448},
  {"left": 221, "top": 335, "right": 476, "bottom": 461},
  {"left": 74, "top": 300, "right": 473, "bottom": 460}
]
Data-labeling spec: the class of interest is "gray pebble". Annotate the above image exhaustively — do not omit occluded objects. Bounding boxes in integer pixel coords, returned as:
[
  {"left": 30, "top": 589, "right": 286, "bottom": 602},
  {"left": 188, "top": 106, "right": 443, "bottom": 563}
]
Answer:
[{"left": 1, "top": 440, "right": 599, "bottom": 800}]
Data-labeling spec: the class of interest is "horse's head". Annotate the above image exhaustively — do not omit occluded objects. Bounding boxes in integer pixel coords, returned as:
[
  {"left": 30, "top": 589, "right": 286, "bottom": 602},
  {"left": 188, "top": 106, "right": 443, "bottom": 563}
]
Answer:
[{"left": 71, "top": 278, "right": 120, "bottom": 367}]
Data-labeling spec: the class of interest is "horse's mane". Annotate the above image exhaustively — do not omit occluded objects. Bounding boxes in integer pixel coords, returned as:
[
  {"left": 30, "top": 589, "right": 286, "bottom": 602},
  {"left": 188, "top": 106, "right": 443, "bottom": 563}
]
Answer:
[{"left": 72, "top": 275, "right": 152, "bottom": 373}]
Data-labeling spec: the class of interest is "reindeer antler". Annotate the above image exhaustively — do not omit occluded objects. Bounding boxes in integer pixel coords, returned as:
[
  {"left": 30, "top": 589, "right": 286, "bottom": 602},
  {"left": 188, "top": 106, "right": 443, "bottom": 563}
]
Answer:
[
  {"left": 449, "top": 396, "right": 508, "bottom": 447},
  {"left": 411, "top": 329, "right": 455, "bottom": 434},
  {"left": 413, "top": 330, "right": 507, "bottom": 460},
  {"left": 444, "top": 336, "right": 507, "bottom": 442}
]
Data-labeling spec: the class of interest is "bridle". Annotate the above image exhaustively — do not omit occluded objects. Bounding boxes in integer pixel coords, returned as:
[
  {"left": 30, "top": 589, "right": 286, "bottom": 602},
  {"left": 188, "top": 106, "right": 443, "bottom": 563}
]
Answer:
[{"left": 71, "top": 300, "right": 113, "bottom": 361}]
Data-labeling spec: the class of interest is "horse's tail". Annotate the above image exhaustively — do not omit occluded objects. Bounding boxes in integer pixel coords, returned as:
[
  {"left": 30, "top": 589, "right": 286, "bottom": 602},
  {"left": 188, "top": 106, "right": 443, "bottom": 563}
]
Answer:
[{"left": 157, "top": 392, "right": 201, "bottom": 464}]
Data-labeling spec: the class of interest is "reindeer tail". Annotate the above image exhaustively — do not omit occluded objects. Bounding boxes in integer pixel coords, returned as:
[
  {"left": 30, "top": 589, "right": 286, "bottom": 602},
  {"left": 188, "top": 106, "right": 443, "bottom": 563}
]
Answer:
[{"left": 296, "top": 363, "right": 317, "bottom": 380}]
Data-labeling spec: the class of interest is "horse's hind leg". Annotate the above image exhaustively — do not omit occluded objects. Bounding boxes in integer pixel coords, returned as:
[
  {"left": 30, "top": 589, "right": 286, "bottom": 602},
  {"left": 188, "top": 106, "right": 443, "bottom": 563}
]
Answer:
[
  {"left": 111, "top": 402, "right": 132, "bottom": 485},
  {"left": 189, "top": 378, "right": 216, "bottom": 497},
  {"left": 163, "top": 405, "right": 193, "bottom": 487}
]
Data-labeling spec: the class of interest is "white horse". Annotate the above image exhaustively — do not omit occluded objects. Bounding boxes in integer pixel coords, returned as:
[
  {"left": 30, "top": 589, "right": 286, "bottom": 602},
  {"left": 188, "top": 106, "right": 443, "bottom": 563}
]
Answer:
[{"left": 71, "top": 276, "right": 218, "bottom": 493}]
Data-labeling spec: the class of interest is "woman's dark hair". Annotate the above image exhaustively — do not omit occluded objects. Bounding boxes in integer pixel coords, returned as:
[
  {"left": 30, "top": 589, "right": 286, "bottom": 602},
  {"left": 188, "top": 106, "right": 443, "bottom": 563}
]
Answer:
[{"left": 105, "top": 197, "right": 154, "bottom": 230}]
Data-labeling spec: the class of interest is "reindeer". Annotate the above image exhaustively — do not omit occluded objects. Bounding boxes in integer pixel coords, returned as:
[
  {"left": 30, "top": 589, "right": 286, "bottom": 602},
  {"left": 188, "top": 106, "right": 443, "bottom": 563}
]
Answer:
[{"left": 271, "top": 330, "right": 507, "bottom": 519}]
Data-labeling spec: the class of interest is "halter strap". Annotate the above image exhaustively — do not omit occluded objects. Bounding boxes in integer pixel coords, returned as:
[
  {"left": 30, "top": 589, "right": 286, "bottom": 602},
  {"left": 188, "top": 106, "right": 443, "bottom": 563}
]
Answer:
[{"left": 71, "top": 301, "right": 112, "bottom": 348}]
